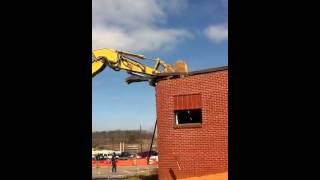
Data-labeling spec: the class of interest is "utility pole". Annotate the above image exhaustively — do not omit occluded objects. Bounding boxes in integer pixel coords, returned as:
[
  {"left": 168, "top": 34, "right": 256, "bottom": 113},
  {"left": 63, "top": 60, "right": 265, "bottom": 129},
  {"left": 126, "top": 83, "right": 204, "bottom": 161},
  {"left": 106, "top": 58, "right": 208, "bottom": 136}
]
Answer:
[
  {"left": 111, "top": 136, "right": 114, "bottom": 150},
  {"left": 140, "top": 124, "right": 143, "bottom": 152},
  {"left": 147, "top": 120, "right": 157, "bottom": 165}
]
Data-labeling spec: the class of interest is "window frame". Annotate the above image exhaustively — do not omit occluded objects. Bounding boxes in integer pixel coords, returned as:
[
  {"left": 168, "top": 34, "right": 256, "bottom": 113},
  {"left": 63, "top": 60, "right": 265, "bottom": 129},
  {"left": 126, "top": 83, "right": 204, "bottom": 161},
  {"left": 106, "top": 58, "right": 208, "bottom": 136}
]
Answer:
[{"left": 172, "top": 93, "right": 203, "bottom": 129}]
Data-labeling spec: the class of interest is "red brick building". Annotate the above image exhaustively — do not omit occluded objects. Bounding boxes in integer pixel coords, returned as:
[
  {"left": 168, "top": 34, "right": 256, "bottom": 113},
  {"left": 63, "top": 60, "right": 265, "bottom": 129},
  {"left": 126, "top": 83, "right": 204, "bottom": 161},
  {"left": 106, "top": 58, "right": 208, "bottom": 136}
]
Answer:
[{"left": 155, "top": 67, "right": 228, "bottom": 180}]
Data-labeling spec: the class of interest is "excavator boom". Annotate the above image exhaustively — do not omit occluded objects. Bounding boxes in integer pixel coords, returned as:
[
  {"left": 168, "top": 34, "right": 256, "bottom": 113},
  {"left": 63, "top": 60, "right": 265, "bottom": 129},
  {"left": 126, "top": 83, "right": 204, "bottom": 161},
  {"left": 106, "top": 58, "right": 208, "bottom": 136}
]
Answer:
[{"left": 92, "top": 48, "right": 188, "bottom": 83}]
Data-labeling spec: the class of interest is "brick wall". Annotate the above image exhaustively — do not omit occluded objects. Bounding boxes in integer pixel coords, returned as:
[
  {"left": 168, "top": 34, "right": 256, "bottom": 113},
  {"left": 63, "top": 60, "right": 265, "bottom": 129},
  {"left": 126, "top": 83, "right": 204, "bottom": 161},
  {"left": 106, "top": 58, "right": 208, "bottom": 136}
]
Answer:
[{"left": 155, "top": 69, "right": 228, "bottom": 180}]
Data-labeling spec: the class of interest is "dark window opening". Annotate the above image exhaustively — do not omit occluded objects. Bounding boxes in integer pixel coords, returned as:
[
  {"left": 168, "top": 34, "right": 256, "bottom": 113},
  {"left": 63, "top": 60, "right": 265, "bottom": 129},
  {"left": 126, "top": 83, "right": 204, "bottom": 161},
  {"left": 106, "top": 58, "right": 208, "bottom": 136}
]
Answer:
[{"left": 174, "top": 109, "right": 202, "bottom": 125}]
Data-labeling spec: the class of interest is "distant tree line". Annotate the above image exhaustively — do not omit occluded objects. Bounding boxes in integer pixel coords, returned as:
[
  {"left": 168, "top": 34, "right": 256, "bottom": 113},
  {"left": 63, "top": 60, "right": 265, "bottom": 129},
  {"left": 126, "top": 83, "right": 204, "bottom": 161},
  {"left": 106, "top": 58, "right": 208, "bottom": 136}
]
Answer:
[{"left": 92, "top": 130, "right": 155, "bottom": 149}]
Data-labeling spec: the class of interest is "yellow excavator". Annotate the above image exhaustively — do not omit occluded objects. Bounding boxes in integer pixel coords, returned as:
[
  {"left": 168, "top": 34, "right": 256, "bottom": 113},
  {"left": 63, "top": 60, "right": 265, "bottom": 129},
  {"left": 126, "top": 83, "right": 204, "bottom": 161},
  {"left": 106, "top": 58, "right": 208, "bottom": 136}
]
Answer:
[
  {"left": 92, "top": 48, "right": 188, "bottom": 163},
  {"left": 92, "top": 48, "right": 188, "bottom": 85}
]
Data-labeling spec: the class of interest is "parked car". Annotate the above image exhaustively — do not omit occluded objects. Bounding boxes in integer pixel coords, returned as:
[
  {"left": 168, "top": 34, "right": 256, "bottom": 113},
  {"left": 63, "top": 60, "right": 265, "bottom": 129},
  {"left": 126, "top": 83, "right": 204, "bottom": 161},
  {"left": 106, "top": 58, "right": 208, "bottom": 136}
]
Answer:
[
  {"left": 106, "top": 153, "right": 119, "bottom": 159},
  {"left": 106, "top": 153, "right": 113, "bottom": 159},
  {"left": 118, "top": 152, "right": 131, "bottom": 160},
  {"left": 95, "top": 154, "right": 108, "bottom": 160},
  {"left": 136, "top": 151, "right": 158, "bottom": 159},
  {"left": 149, "top": 155, "right": 159, "bottom": 162}
]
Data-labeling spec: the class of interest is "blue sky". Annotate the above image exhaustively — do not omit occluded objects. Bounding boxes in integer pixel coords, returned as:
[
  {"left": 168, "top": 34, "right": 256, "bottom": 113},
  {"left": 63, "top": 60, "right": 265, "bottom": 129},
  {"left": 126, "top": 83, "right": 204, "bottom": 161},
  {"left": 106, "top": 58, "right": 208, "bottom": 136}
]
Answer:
[{"left": 92, "top": 0, "right": 228, "bottom": 131}]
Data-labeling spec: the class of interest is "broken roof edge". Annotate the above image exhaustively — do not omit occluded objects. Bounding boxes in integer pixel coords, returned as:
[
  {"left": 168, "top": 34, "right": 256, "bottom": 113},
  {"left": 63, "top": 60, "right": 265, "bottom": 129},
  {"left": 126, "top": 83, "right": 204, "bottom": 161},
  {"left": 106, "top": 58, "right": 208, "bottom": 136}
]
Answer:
[
  {"left": 125, "top": 66, "right": 228, "bottom": 86},
  {"left": 151, "top": 66, "right": 228, "bottom": 85},
  {"left": 156, "top": 66, "right": 227, "bottom": 77},
  {"left": 184, "top": 66, "right": 228, "bottom": 76}
]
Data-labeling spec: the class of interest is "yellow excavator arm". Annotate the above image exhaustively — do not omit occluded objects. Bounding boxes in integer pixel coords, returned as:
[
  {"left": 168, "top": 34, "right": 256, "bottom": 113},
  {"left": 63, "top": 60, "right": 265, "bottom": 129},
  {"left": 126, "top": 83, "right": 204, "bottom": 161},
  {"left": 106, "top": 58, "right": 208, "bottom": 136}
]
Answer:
[
  {"left": 93, "top": 48, "right": 157, "bottom": 77},
  {"left": 92, "top": 48, "right": 188, "bottom": 83}
]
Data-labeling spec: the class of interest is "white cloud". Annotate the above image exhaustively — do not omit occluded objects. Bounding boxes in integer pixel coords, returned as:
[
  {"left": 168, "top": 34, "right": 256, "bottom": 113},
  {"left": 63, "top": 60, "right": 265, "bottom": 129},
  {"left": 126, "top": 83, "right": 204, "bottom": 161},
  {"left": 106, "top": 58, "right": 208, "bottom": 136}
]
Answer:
[
  {"left": 204, "top": 24, "right": 228, "bottom": 43},
  {"left": 92, "top": 0, "right": 191, "bottom": 52},
  {"left": 92, "top": 25, "right": 191, "bottom": 52},
  {"left": 157, "top": 0, "right": 189, "bottom": 14}
]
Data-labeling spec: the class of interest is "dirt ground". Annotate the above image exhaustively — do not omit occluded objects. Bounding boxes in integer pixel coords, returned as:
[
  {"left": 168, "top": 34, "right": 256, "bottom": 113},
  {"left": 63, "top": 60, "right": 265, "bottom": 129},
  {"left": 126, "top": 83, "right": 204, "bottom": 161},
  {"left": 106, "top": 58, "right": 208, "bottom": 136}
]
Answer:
[
  {"left": 178, "top": 172, "right": 228, "bottom": 180},
  {"left": 92, "top": 165, "right": 158, "bottom": 179}
]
